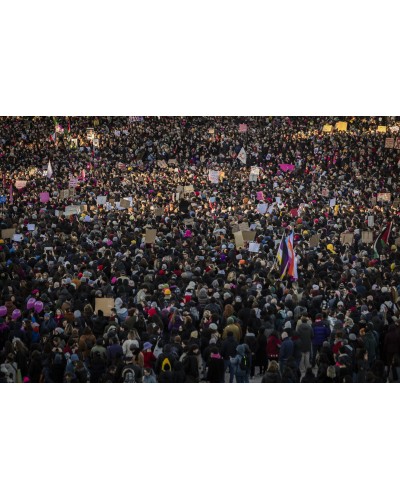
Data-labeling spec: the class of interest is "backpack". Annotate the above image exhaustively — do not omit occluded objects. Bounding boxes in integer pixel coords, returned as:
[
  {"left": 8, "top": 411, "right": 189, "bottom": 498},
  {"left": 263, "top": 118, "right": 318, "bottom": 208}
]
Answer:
[
  {"left": 240, "top": 354, "right": 248, "bottom": 371},
  {"left": 161, "top": 356, "right": 172, "bottom": 372},
  {"left": 122, "top": 367, "right": 136, "bottom": 383}
]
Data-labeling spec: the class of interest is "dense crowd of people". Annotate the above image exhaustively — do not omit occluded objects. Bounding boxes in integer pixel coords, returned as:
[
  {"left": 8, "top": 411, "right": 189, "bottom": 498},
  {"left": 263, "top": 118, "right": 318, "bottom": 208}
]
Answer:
[{"left": 1, "top": 115, "right": 400, "bottom": 383}]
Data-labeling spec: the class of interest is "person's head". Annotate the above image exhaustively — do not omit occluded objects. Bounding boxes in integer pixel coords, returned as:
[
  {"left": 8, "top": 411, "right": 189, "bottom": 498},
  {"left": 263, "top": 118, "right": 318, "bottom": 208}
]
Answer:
[
  {"left": 327, "top": 365, "right": 336, "bottom": 379},
  {"left": 267, "top": 360, "right": 279, "bottom": 373}
]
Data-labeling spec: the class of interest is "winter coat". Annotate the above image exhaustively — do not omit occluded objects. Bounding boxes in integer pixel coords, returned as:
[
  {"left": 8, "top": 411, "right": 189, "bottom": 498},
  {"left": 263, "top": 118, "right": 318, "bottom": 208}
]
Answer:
[
  {"left": 312, "top": 320, "right": 330, "bottom": 346},
  {"left": 279, "top": 338, "right": 294, "bottom": 362},
  {"left": 296, "top": 322, "right": 314, "bottom": 352}
]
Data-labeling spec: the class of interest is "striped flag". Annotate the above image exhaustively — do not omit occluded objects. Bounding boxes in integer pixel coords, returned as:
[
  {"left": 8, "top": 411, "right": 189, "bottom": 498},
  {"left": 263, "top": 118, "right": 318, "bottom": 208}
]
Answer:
[
  {"left": 287, "top": 231, "right": 298, "bottom": 280},
  {"left": 373, "top": 222, "right": 392, "bottom": 258},
  {"left": 276, "top": 233, "right": 290, "bottom": 279}
]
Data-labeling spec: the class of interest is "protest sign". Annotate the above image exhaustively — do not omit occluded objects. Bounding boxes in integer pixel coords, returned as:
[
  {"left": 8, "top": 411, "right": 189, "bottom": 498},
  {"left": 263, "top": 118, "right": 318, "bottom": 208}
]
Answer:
[
  {"left": 256, "top": 191, "right": 264, "bottom": 201},
  {"left": 183, "top": 185, "right": 194, "bottom": 193},
  {"left": 385, "top": 138, "right": 394, "bottom": 149},
  {"left": 395, "top": 138, "right": 400, "bottom": 149},
  {"left": 39, "top": 192, "right": 50, "bottom": 203},
  {"left": 377, "top": 126, "right": 387, "bottom": 133},
  {"left": 323, "top": 124, "right": 333, "bottom": 132},
  {"left": 1, "top": 228, "right": 16, "bottom": 239},
  {"left": 340, "top": 232, "right": 354, "bottom": 245},
  {"left": 242, "top": 230, "right": 256, "bottom": 241},
  {"left": 335, "top": 121, "right": 348, "bottom": 131},
  {"left": 96, "top": 196, "right": 107, "bottom": 205},
  {"left": 309, "top": 234, "right": 320, "bottom": 248},
  {"left": 12, "top": 234, "right": 23, "bottom": 242},
  {"left": 15, "top": 180, "right": 27, "bottom": 190},
  {"left": 154, "top": 207, "right": 164, "bottom": 217},
  {"left": 377, "top": 193, "right": 391, "bottom": 202},
  {"left": 95, "top": 298, "right": 115, "bottom": 317},
  {"left": 233, "top": 231, "right": 245, "bottom": 249},
  {"left": 362, "top": 231, "right": 374, "bottom": 243},
  {"left": 368, "top": 216, "right": 374, "bottom": 227},
  {"left": 238, "top": 222, "right": 250, "bottom": 231},
  {"left": 27, "top": 224, "right": 35, "bottom": 231},
  {"left": 249, "top": 166, "right": 260, "bottom": 182},
  {"left": 249, "top": 242, "right": 260, "bottom": 253},
  {"left": 145, "top": 229, "right": 157, "bottom": 244},
  {"left": 279, "top": 164, "right": 295, "bottom": 173},
  {"left": 239, "top": 124, "right": 248, "bottom": 133},
  {"left": 257, "top": 204, "right": 268, "bottom": 214},
  {"left": 208, "top": 170, "right": 219, "bottom": 184}
]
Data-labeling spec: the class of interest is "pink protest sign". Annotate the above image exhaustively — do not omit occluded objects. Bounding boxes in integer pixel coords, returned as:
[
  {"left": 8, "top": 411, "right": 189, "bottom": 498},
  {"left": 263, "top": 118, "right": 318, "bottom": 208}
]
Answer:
[
  {"left": 256, "top": 191, "right": 264, "bottom": 200},
  {"left": 239, "top": 123, "right": 248, "bottom": 133},
  {"left": 40, "top": 192, "right": 50, "bottom": 203},
  {"left": 279, "top": 164, "right": 295, "bottom": 173}
]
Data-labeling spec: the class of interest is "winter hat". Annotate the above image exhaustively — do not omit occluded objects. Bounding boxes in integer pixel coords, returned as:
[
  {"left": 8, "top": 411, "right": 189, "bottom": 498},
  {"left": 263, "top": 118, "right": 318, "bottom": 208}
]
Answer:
[
  {"left": 209, "top": 323, "right": 218, "bottom": 331},
  {"left": 281, "top": 332, "right": 288, "bottom": 340},
  {"left": 143, "top": 342, "right": 153, "bottom": 350}
]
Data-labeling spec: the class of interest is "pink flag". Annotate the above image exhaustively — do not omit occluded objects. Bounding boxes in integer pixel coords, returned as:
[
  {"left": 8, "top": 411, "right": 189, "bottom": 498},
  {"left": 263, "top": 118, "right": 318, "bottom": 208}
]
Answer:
[
  {"left": 256, "top": 191, "right": 264, "bottom": 200},
  {"left": 40, "top": 192, "right": 50, "bottom": 203},
  {"left": 239, "top": 123, "right": 248, "bottom": 133},
  {"left": 279, "top": 164, "right": 295, "bottom": 173}
]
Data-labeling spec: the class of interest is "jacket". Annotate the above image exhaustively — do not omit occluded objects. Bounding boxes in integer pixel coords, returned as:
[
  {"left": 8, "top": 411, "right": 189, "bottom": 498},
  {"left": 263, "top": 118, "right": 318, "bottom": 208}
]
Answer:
[
  {"left": 312, "top": 320, "right": 330, "bottom": 346},
  {"left": 266, "top": 334, "right": 281, "bottom": 359},
  {"left": 279, "top": 337, "right": 294, "bottom": 362},
  {"left": 296, "top": 322, "right": 314, "bottom": 352}
]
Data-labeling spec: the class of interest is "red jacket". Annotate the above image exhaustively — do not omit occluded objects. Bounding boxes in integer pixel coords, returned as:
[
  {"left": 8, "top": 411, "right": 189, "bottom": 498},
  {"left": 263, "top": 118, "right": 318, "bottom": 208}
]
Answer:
[{"left": 266, "top": 335, "right": 281, "bottom": 359}]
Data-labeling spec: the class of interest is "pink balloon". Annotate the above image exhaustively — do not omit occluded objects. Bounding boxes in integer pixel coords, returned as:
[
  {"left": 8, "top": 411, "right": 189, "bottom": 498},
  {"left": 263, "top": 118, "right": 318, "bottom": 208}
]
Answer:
[
  {"left": 27, "top": 298, "right": 36, "bottom": 310},
  {"left": 34, "top": 301, "right": 44, "bottom": 313},
  {"left": 0, "top": 306, "right": 7, "bottom": 317},
  {"left": 11, "top": 309, "right": 21, "bottom": 320}
]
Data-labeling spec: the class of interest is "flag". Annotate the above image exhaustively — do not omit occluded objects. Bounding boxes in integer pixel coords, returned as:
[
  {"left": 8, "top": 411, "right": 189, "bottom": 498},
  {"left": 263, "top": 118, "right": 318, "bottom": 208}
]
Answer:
[
  {"left": 276, "top": 233, "right": 289, "bottom": 279},
  {"left": 9, "top": 184, "right": 13, "bottom": 204},
  {"left": 46, "top": 160, "right": 53, "bottom": 179},
  {"left": 373, "top": 222, "right": 392, "bottom": 258},
  {"left": 49, "top": 133, "right": 56, "bottom": 143},
  {"left": 287, "top": 231, "right": 298, "bottom": 280},
  {"left": 237, "top": 147, "right": 247, "bottom": 164}
]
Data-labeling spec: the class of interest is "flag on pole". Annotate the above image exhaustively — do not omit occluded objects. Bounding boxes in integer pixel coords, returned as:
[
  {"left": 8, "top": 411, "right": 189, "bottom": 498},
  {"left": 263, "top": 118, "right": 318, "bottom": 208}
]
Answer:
[
  {"left": 237, "top": 147, "right": 247, "bottom": 164},
  {"left": 276, "top": 233, "right": 290, "bottom": 279},
  {"left": 49, "top": 133, "right": 56, "bottom": 143},
  {"left": 46, "top": 160, "right": 53, "bottom": 179},
  {"left": 373, "top": 222, "right": 392, "bottom": 258},
  {"left": 287, "top": 231, "right": 298, "bottom": 280}
]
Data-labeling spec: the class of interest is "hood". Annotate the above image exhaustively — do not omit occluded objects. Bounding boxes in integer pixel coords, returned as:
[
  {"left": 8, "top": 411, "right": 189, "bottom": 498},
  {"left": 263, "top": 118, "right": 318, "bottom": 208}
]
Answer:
[{"left": 236, "top": 344, "right": 246, "bottom": 356}]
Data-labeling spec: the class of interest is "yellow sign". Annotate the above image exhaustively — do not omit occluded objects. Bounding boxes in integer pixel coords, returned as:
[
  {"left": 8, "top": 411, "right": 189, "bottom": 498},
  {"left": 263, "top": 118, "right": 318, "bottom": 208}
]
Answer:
[
  {"left": 335, "top": 121, "right": 348, "bottom": 131},
  {"left": 323, "top": 124, "right": 333, "bottom": 133},
  {"left": 377, "top": 125, "right": 387, "bottom": 133}
]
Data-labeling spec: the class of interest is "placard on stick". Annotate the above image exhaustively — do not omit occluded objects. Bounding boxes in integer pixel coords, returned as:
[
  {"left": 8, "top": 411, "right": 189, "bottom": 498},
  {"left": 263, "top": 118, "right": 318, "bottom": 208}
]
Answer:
[{"left": 95, "top": 298, "right": 115, "bottom": 317}]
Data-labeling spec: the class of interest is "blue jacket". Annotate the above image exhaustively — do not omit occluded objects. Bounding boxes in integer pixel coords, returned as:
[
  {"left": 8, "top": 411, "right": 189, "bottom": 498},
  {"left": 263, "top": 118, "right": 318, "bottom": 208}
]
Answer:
[
  {"left": 312, "top": 321, "right": 330, "bottom": 346},
  {"left": 279, "top": 338, "right": 294, "bottom": 361}
]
